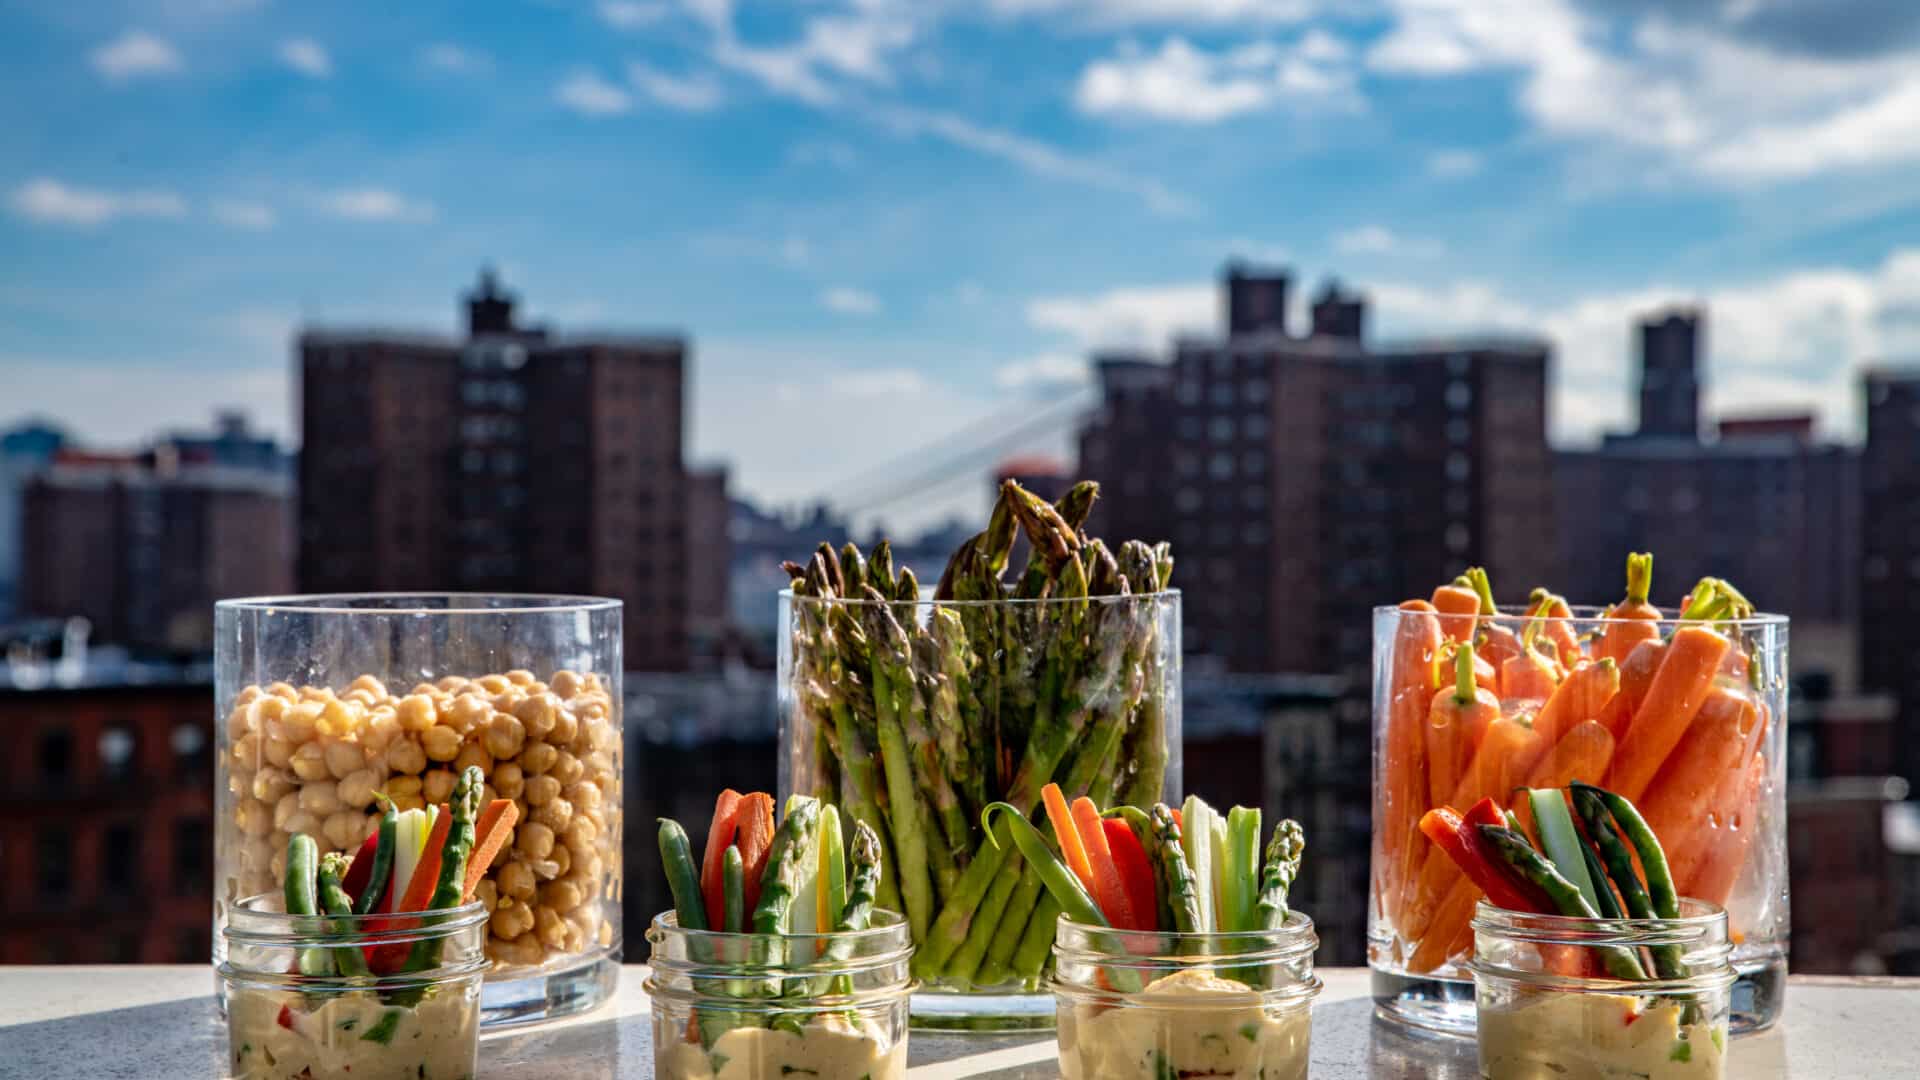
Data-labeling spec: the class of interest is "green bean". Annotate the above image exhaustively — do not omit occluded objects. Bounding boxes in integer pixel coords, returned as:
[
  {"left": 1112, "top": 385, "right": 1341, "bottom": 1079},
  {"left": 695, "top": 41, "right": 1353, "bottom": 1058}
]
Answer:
[
  {"left": 722, "top": 845, "right": 744, "bottom": 934},
  {"left": 1576, "top": 783, "right": 1679, "bottom": 920},
  {"left": 284, "top": 834, "right": 333, "bottom": 977},
  {"left": 982, "top": 802, "right": 1107, "bottom": 928},
  {"left": 658, "top": 818, "right": 709, "bottom": 930},
  {"left": 1479, "top": 825, "right": 1648, "bottom": 982},
  {"left": 354, "top": 801, "right": 398, "bottom": 915}
]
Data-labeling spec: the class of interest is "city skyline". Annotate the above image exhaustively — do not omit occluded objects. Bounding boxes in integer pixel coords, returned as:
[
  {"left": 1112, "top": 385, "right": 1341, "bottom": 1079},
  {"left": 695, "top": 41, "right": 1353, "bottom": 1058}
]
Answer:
[{"left": 8, "top": 0, "right": 1920, "bottom": 528}]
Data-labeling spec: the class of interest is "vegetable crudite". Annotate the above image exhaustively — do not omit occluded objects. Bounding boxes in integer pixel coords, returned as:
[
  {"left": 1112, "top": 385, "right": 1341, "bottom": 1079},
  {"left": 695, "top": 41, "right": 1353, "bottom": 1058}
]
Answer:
[
  {"left": 219, "top": 765, "right": 501, "bottom": 1080},
  {"left": 779, "top": 478, "right": 1182, "bottom": 1004},
  {"left": 1372, "top": 555, "right": 1785, "bottom": 996},
  {"left": 646, "top": 790, "right": 914, "bottom": 1080}
]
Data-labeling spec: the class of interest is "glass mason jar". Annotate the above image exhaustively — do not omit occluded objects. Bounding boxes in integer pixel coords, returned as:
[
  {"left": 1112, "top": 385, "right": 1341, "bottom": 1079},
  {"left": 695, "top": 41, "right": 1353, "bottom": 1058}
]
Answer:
[
  {"left": 213, "top": 594, "right": 624, "bottom": 1027},
  {"left": 777, "top": 587, "right": 1182, "bottom": 1028},
  {"left": 1050, "top": 913, "right": 1322, "bottom": 1080},
  {"left": 1470, "top": 900, "right": 1736, "bottom": 1080},
  {"left": 645, "top": 910, "right": 915, "bottom": 1080},
  {"left": 1368, "top": 603, "right": 1787, "bottom": 1037},
  {"left": 219, "top": 893, "right": 490, "bottom": 1080}
]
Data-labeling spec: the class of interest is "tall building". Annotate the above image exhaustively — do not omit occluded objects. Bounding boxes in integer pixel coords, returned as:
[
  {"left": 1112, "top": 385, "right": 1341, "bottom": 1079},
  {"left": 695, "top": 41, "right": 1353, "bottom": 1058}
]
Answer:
[
  {"left": 1077, "top": 263, "right": 1555, "bottom": 675},
  {"left": 1861, "top": 368, "right": 1920, "bottom": 785},
  {"left": 1638, "top": 308, "right": 1701, "bottom": 440},
  {"left": 685, "top": 464, "right": 733, "bottom": 651},
  {"left": 0, "top": 421, "right": 68, "bottom": 619},
  {"left": 299, "top": 270, "right": 706, "bottom": 670},
  {"left": 20, "top": 458, "right": 292, "bottom": 652}
]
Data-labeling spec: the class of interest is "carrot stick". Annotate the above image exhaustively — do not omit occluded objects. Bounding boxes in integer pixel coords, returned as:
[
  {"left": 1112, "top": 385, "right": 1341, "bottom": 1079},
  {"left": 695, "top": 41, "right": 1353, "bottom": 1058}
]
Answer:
[
  {"left": 1501, "top": 650, "right": 1557, "bottom": 704},
  {"left": 734, "top": 793, "right": 776, "bottom": 915},
  {"left": 1527, "top": 588, "right": 1583, "bottom": 668},
  {"left": 699, "top": 789, "right": 744, "bottom": 931},
  {"left": 1641, "top": 687, "right": 1762, "bottom": 883},
  {"left": 1607, "top": 625, "right": 1733, "bottom": 802},
  {"left": 1464, "top": 568, "right": 1523, "bottom": 686},
  {"left": 1383, "top": 601, "right": 1441, "bottom": 924},
  {"left": 1509, "top": 722, "right": 1614, "bottom": 839},
  {"left": 1533, "top": 658, "right": 1619, "bottom": 747},
  {"left": 1404, "top": 719, "right": 1545, "bottom": 942},
  {"left": 397, "top": 805, "right": 453, "bottom": 913},
  {"left": 1043, "top": 783, "right": 1095, "bottom": 896},
  {"left": 462, "top": 799, "right": 520, "bottom": 902},
  {"left": 1596, "top": 638, "right": 1666, "bottom": 738},
  {"left": 1433, "top": 581, "right": 1481, "bottom": 644},
  {"left": 1409, "top": 877, "right": 1480, "bottom": 974},
  {"left": 1426, "top": 643, "right": 1501, "bottom": 811},
  {"left": 1598, "top": 552, "right": 1661, "bottom": 665},
  {"left": 1072, "top": 797, "right": 1136, "bottom": 930},
  {"left": 1684, "top": 750, "right": 1768, "bottom": 905}
]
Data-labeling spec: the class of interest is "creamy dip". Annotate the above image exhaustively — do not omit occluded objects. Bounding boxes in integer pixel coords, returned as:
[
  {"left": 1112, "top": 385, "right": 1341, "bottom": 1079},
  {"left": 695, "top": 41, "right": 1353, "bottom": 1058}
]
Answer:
[
  {"left": 1477, "top": 992, "right": 1726, "bottom": 1080},
  {"left": 228, "top": 983, "right": 479, "bottom": 1080},
  {"left": 658, "top": 1014, "right": 906, "bottom": 1080},
  {"left": 1056, "top": 967, "right": 1312, "bottom": 1080}
]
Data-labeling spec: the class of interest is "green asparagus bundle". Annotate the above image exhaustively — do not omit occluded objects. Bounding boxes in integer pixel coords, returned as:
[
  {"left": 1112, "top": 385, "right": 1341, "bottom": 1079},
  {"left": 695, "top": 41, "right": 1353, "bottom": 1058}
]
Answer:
[{"left": 783, "top": 479, "right": 1179, "bottom": 990}]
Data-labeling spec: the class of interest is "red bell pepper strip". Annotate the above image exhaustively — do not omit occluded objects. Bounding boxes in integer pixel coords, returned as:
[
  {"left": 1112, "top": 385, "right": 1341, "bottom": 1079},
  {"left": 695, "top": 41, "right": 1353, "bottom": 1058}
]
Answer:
[
  {"left": 1102, "top": 817, "right": 1158, "bottom": 931},
  {"left": 699, "top": 790, "right": 744, "bottom": 931},
  {"left": 339, "top": 828, "right": 381, "bottom": 904},
  {"left": 1419, "top": 799, "right": 1551, "bottom": 914}
]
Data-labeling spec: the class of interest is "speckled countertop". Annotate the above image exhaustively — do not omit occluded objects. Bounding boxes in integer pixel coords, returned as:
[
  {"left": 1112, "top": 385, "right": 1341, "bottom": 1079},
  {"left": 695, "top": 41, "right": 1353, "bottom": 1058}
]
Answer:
[{"left": 2, "top": 966, "right": 1914, "bottom": 1077}]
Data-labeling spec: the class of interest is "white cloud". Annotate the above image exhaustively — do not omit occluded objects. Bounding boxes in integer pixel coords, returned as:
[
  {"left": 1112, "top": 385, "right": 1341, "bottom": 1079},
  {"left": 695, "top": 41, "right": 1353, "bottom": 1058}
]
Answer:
[
  {"left": 554, "top": 70, "right": 633, "bottom": 115},
  {"left": 1333, "top": 224, "right": 1444, "bottom": 258},
  {"left": 1075, "top": 33, "right": 1358, "bottom": 122},
  {"left": 988, "top": 0, "right": 1323, "bottom": 24},
  {"left": 312, "top": 187, "right": 435, "bottom": 223},
  {"left": 1026, "top": 281, "right": 1216, "bottom": 349},
  {"left": 822, "top": 286, "right": 882, "bottom": 315},
  {"left": 91, "top": 30, "right": 184, "bottom": 83},
  {"left": 277, "top": 37, "right": 331, "bottom": 78},
  {"left": 628, "top": 62, "right": 724, "bottom": 111},
  {"left": 1427, "top": 148, "right": 1482, "bottom": 177},
  {"left": 598, "top": 1, "right": 669, "bottom": 29},
  {"left": 9, "top": 179, "right": 187, "bottom": 227},
  {"left": 995, "top": 352, "right": 1091, "bottom": 391},
  {"left": 421, "top": 43, "right": 489, "bottom": 74},
  {"left": 210, "top": 199, "right": 276, "bottom": 230}
]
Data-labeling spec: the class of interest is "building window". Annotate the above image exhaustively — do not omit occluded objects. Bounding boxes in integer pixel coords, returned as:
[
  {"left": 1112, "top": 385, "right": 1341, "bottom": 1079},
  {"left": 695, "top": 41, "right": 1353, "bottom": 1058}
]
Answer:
[
  {"left": 38, "top": 828, "right": 71, "bottom": 900},
  {"left": 38, "top": 730, "right": 72, "bottom": 785},
  {"left": 1446, "top": 523, "right": 1471, "bottom": 553},
  {"left": 1446, "top": 381, "right": 1472, "bottom": 411},
  {"left": 1445, "top": 452, "right": 1471, "bottom": 482},
  {"left": 171, "top": 723, "right": 206, "bottom": 776},
  {"left": 1209, "top": 417, "right": 1235, "bottom": 442},
  {"left": 1244, "top": 377, "right": 1269, "bottom": 404},
  {"left": 103, "top": 823, "right": 137, "bottom": 894},
  {"left": 175, "top": 817, "right": 212, "bottom": 895},
  {"left": 99, "top": 726, "right": 137, "bottom": 781},
  {"left": 1209, "top": 453, "right": 1235, "bottom": 480}
]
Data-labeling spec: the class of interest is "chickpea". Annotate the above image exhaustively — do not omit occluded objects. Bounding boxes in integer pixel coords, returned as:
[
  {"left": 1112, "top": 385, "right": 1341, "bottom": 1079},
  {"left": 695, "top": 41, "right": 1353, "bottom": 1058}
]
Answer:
[
  {"left": 225, "top": 703, "right": 253, "bottom": 741},
  {"left": 235, "top": 684, "right": 264, "bottom": 709},
  {"left": 564, "top": 781, "right": 602, "bottom": 815},
  {"left": 299, "top": 782, "right": 342, "bottom": 816},
  {"left": 584, "top": 715, "right": 616, "bottom": 754},
  {"left": 324, "top": 739, "right": 365, "bottom": 780},
  {"left": 237, "top": 798, "right": 274, "bottom": 838},
  {"left": 362, "top": 708, "right": 401, "bottom": 754},
  {"left": 474, "top": 878, "right": 500, "bottom": 913},
  {"left": 267, "top": 681, "right": 299, "bottom": 702},
  {"left": 435, "top": 675, "right": 470, "bottom": 694},
  {"left": 241, "top": 836, "right": 274, "bottom": 871},
  {"left": 505, "top": 669, "right": 536, "bottom": 687},
  {"left": 489, "top": 933, "right": 543, "bottom": 968},
  {"left": 323, "top": 810, "right": 363, "bottom": 850},
  {"left": 453, "top": 742, "right": 493, "bottom": 776},
  {"left": 573, "top": 850, "right": 604, "bottom": 885},
  {"left": 270, "top": 847, "right": 288, "bottom": 881},
  {"left": 319, "top": 697, "right": 365, "bottom": 738},
  {"left": 546, "top": 670, "right": 580, "bottom": 699},
  {"left": 423, "top": 768, "right": 456, "bottom": 805},
  {"left": 547, "top": 706, "right": 579, "bottom": 747},
  {"left": 447, "top": 694, "right": 490, "bottom": 735},
  {"left": 492, "top": 761, "right": 525, "bottom": 800},
  {"left": 476, "top": 674, "right": 511, "bottom": 695},
  {"left": 532, "top": 796, "right": 573, "bottom": 835},
  {"left": 290, "top": 741, "right": 331, "bottom": 782},
  {"left": 348, "top": 674, "right": 386, "bottom": 698},
  {"left": 548, "top": 750, "right": 583, "bottom": 786},
  {"left": 421, "top": 724, "right": 463, "bottom": 762},
  {"left": 254, "top": 693, "right": 290, "bottom": 725},
  {"left": 262, "top": 734, "right": 294, "bottom": 771},
  {"left": 563, "top": 921, "right": 587, "bottom": 954},
  {"left": 273, "top": 791, "right": 302, "bottom": 830},
  {"left": 524, "top": 774, "right": 560, "bottom": 808},
  {"left": 298, "top": 685, "right": 332, "bottom": 704},
  {"left": 281, "top": 701, "right": 324, "bottom": 743},
  {"left": 564, "top": 815, "right": 599, "bottom": 856},
  {"left": 570, "top": 870, "right": 602, "bottom": 902},
  {"left": 499, "top": 859, "right": 537, "bottom": 901},
  {"left": 517, "top": 821, "right": 556, "bottom": 860},
  {"left": 534, "top": 905, "right": 567, "bottom": 950},
  {"left": 491, "top": 899, "right": 535, "bottom": 940},
  {"left": 283, "top": 810, "right": 322, "bottom": 840},
  {"left": 478, "top": 713, "right": 522, "bottom": 760},
  {"left": 247, "top": 765, "right": 290, "bottom": 804},
  {"left": 337, "top": 769, "right": 379, "bottom": 809},
  {"left": 386, "top": 774, "right": 423, "bottom": 798},
  {"left": 528, "top": 856, "right": 561, "bottom": 881},
  {"left": 396, "top": 694, "right": 437, "bottom": 733},
  {"left": 519, "top": 740, "right": 557, "bottom": 776},
  {"left": 388, "top": 792, "right": 426, "bottom": 813},
  {"left": 594, "top": 772, "right": 619, "bottom": 803},
  {"left": 510, "top": 693, "right": 554, "bottom": 739},
  {"left": 385, "top": 735, "right": 427, "bottom": 775},
  {"left": 549, "top": 844, "right": 572, "bottom": 878},
  {"left": 598, "top": 921, "right": 614, "bottom": 948},
  {"left": 228, "top": 767, "right": 253, "bottom": 797}
]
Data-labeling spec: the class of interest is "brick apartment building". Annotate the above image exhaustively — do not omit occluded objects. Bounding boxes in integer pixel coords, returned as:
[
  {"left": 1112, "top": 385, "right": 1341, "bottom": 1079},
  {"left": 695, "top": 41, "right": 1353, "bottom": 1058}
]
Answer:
[
  {"left": 1077, "top": 263, "right": 1556, "bottom": 676},
  {"left": 298, "top": 270, "right": 712, "bottom": 670},
  {"left": 1862, "top": 368, "right": 1920, "bottom": 785},
  {"left": 0, "top": 679, "right": 214, "bottom": 962}
]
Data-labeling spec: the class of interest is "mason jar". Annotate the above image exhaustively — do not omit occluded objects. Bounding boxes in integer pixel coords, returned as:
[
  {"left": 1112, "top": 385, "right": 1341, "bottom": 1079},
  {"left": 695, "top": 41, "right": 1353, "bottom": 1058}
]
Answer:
[
  {"left": 1470, "top": 900, "right": 1736, "bottom": 1080},
  {"left": 777, "top": 586, "right": 1182, "bottom": 1028},
  {"left": 219, "top": 893, "right": 489, "bottom": 1080},
  {"left": 1050, "top": 913, "right": 1322, "bottom": 1080},
  {"left": 645, "top": 910, "right": 914, "bottom": 1080},
  {"left": 213, "top": 594, "right": 624, "bottom": 1026},
  {"left": 1368, "top": 602, "right": 1787, "bottom": 1035}
]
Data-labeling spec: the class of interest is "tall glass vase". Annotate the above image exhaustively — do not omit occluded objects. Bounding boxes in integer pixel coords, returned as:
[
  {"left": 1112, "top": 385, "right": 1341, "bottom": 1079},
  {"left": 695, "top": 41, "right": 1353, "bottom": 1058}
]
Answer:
[{"left": 777, "top": 587, "right": 1182, "bottom": 1029}]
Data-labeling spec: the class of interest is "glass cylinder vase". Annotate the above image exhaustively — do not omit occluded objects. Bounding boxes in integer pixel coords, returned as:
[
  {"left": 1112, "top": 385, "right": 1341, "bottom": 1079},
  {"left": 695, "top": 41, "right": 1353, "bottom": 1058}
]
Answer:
[
  {"left": 777, "top": 586, "right": 1182, "bottom": 1029},
  {"left": 213, "top": 594, "right": 624, "bottom": 1028},
  {"left": 1368, "top": 602, "right": 1787, "bottom": 1037}
]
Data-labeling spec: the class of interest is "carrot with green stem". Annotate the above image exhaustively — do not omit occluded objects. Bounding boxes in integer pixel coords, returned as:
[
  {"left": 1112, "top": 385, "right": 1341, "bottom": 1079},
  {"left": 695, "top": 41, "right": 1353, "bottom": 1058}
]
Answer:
[
  {"left": 1433, "top": 577, "right": 1481, "bottom": 645},
  {"left": 1526, "top": 588, "right": 1583, "bottom": 666},
  {"left": 1464, "top": 567, "right": 1523, "bottom": 680},
  {"left": 1598, "top": 553, "right": 1661, "bottom": 665},
  {"left": 1426, "top": 642, "right": 1500, "bottom": 812},
  {"left": 1607, "top": 624, "right": 1733, "bottom": 802}
]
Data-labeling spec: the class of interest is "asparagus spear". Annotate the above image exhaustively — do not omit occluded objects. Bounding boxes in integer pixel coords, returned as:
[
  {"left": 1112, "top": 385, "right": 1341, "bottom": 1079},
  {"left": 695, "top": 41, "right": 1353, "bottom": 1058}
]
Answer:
[
  {"left": 1254, "top": 819, "right": 1305, "bottom": 930},
  {"left": 1152, "top": 803, "right": 1204, "bottom": 933},
  {"left": 401, "top": 766, "right": 483, "bottom": 973},
  {"left": 316, "top": 852, "right": 372, "bottom": 978},
  {"left": 864, "top": 631, "right": 934, "bottom": 941}
]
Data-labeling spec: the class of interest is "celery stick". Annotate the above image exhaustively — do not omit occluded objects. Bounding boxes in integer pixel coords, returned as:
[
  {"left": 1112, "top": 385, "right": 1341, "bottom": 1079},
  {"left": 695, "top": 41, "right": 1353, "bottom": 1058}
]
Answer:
[
  {"left": 819, "top": 805, "right": 847, "bottom": 932},
  {"left": 1224, "top": 807, "right": 1262, "bottom": 933},
  {"left": 1180, "top": 796, "right": 1217, "bottom": 932},
  {"left": 1529, "top": 789, "right": 1602, "bottom": 913}
]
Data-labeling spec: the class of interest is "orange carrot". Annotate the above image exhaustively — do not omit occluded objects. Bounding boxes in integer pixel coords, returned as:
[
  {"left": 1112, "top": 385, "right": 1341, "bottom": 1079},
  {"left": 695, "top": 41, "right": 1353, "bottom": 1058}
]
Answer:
[
  {"left": 1641, "top": 687, "right": 1762, "bottom": 882},
  {"left": 1433, "top": 581, "right": 1481, "bottom": 644},
  {"left": 1684, "top": 750, "right": 1767, "bottom": 905},
  {"left": 734, "top": 793, "right": 776, "bottom": 915},
  {"left": 1501, "top": 649, "right": 1557, "bottom": 704},
  {"left": 1383, "top": 601, "right": 1441, "bottom": 923},
  {"left": 1534, "top": 659, "right": 1620, "bottom": 747},
  {"left": 1598, "top": 552, "right": 1661, "bottom": 665},
  {"left": 1404, "top": 719, "right": 1545, "bottom": 942},
  {"left": 1527, "top": 588, "right": 1583, "bottom": 668},
  {"left": 699, "top": 789, "right": 744, "bottom": 931},
  {"left": 1426, "top": 643, "right": 1501, "bottom": 812},
  {"left": 397, "top": 805, "right": 453, "bottom": 914},
  {"left": 1409, "top": 877, "right": 1480, "bottom": 973},
  {"left": 1607, "top": 625, "right": 1733, "bottom": 802},
  {"left": 462, "top": 799, "right": 520, "bottom": 902},
  {"left": 1463, "top": 567, "right": 1524, "bottom": 686},
  {"left": 1596, "top": 637, "right": 1666, "bottom": 738},
  {"left": 1072, "top": 797, "right": 1136, "bottom": 930},
  {"left": 1510, "top": 722, "right": 1614, "bottom": 840},
  {"left": 1043, "top": 783, "right": 1095, "bottom": 896}
]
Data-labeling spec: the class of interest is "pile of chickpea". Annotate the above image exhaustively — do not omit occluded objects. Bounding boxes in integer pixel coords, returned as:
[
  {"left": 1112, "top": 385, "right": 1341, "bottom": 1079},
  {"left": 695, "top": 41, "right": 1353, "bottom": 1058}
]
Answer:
[{"left": 221, "top": 669, "right": 621, "bottom": 971}]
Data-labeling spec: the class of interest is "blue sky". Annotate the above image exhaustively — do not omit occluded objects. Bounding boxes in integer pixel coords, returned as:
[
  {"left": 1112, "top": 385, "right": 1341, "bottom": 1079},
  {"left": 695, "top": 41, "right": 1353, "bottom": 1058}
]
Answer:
[{"left": 6, "top": 0, "right": 1920, "bottom": 525}]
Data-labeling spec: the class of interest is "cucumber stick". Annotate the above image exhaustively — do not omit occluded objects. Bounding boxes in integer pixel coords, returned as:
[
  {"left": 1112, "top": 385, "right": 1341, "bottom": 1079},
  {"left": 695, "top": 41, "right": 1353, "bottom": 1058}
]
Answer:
[
  {"left": 783, "top": 796, "right": 823, "bottom": 935},
  {"left": 1210, "top": 817, "right": 1230, "bottom": 931},
  {"left": 1180, "top": 796, "right": 1218, "bottom": 932},
  {"left": 1224, "top": 807, "right": 1261, "bottom": 933},
  {"left": 819, "top": 805, "right": 847, "bottom": 932},
  {"left": 1529, "top": 789, "right": 1602, "bottom": 913}
]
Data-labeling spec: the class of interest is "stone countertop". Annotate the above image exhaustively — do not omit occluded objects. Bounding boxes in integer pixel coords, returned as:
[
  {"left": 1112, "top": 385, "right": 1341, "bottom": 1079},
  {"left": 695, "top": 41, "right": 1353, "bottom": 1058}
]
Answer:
[{"left": 3, "top": 966, "right": 1916, "bottom": 1077}]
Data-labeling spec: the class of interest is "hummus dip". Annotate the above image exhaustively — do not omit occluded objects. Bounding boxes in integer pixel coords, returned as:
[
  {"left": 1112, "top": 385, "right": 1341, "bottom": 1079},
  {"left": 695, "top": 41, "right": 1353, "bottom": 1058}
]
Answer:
[
  {"left": 228, "top": 984, "right": 479, "bottom": 1080},
  {"left": 658, "top": 1015, "right": 906, "bottom": 1080},
  {"left": 1477, "top": 992, "right": 1726, "bottom": 1080},
  {"left": 1057, "top": 967, "right": 1311, "bottom": 1080}
]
